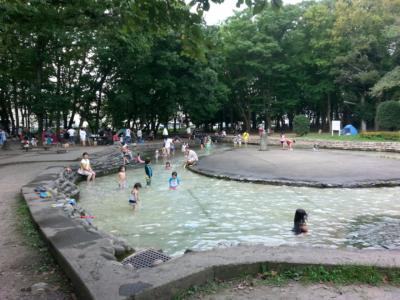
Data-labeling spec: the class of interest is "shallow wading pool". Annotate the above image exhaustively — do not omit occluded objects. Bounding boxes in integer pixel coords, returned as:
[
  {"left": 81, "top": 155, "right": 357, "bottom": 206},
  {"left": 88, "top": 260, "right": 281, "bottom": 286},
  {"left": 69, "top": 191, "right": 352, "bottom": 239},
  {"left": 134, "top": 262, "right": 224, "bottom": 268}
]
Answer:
[{"left": 79, "top": 146, "right": 400, "bottom": 256}]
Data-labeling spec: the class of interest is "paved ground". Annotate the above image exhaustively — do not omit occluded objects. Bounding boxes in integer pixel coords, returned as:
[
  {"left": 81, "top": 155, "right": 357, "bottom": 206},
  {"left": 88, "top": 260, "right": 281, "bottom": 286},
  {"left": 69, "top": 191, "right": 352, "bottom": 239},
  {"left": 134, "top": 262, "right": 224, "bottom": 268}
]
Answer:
[
  {"left": 194, "top": 147, "right": 400, "bottom": 187},
  {"left": 196, "top": 283, "right": 400, "bottom": 300}
]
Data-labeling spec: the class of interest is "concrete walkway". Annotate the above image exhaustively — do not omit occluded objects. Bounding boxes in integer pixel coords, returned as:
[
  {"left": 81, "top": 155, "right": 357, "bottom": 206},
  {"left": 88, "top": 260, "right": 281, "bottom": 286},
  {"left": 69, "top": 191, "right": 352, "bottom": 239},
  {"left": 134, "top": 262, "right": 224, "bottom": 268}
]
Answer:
[
  {"left": 0, "top": 146, "right": 112, "bottom": 299},
  {"left": 193, "top": 147, "right": 400, "bottom": 187}
]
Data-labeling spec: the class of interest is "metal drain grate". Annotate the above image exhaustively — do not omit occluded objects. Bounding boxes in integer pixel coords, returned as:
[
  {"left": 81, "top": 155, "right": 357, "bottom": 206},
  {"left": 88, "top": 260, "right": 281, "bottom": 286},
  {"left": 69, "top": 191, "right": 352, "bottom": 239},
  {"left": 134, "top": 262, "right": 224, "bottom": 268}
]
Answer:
[{"left": 121, "top": 249, "right": 171, "bottom": 269}]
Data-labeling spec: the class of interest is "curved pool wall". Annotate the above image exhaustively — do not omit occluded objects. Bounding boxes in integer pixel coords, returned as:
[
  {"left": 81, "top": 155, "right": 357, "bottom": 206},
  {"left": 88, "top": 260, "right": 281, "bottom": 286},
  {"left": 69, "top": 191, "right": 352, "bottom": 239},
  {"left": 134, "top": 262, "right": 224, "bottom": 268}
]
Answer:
[
  {"left": 21, "top": 145, "right": 400, "bottom": 300},
  {"left": 222, "top": 135, "right": 400, "bottom": 153}
]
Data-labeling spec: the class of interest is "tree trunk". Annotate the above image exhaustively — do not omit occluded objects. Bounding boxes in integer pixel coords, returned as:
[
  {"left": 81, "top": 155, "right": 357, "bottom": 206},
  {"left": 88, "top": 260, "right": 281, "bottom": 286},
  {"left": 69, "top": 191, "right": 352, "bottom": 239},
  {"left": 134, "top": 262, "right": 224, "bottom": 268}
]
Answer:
[
  {"left": 360, "top": 93, "right": 367, "bottom": 132},
  {"left": 13, "top": 81, "right": 19, "bottom": 134},
  {"left": 7, "top": 98, "right": 15, "bottom": 135},
  {"left": 374, "top": 99, "right": 380, "bottom": 130},
  {"left": 327, "top": 93, "right": 332, "bottom": 132}
]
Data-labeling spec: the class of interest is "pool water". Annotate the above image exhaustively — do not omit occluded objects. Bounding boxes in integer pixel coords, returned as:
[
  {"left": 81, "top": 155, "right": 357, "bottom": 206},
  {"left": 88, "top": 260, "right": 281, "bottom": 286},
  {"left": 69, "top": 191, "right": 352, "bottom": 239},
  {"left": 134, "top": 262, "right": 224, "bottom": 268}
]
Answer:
[{"left": 79, "top": 146, "right": 400, "bottom": 256}]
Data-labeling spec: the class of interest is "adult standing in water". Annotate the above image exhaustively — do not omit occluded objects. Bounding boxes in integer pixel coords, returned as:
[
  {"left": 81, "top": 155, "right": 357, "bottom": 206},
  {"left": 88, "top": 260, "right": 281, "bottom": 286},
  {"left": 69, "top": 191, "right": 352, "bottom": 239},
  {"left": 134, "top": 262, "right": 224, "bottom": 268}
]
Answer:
[
  {"left": 258, "top": 121, "right": 265, "bottom": 137},
  {"left": 185, "top": 148, "right": 199, "bottom": 167},
  {"left": 137, "top": 128, "right": 143, "bottom": 144},
  {"left": 163, "top": 126, "right": 169, "bottom": 140},
  {"left": 125, "top": 127, "right": 131, "bottom": 145}
]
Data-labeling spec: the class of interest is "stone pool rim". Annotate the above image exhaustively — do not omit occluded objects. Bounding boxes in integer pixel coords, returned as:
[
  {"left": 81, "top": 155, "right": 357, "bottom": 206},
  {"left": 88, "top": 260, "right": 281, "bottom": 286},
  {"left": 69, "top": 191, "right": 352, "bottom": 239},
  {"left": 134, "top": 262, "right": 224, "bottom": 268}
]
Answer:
[
  {"left": 21, "top": 146, "right": 400, "bottom": 300},
  {"left": 188, "top": 165, "right": 400, "bottom": 188},
  {"left": 188, "top": 147, "right": 400, "bottom": 188}
]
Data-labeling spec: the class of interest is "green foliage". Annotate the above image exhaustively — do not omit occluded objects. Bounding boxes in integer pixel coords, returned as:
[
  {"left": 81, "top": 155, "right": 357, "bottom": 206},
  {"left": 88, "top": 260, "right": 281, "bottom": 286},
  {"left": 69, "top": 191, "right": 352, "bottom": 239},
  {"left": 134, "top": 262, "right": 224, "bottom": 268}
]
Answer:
[
  {"left": 1, "top": 0, "right": 400, "bottom": 135},
  {"left": 376, "top": 101, "right": 400, "bottom": 131},
  {"left": 371, "top": 66, "right": 400, "bottom": 98},
  {"left": 293, "top": 115, "right": 310, "bottom": 136}
]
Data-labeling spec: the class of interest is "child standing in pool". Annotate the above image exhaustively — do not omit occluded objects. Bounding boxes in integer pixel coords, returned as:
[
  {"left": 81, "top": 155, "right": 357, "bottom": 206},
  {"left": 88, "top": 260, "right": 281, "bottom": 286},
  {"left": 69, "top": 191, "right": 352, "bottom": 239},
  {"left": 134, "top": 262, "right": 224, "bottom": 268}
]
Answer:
[
  {"left": 144, "top": 159, "right": 153, "bottom": 186},
  {"left": 118, "top": 165, "right": 127, "bottom": 189},
  {"left": 129, "top": 183, "right": 142, "bottom": 208},
  {"left": 168, "top": 171, "right": 180, "bottom": 190},
  {"left": 165, "top": 161, "right": 171, "bottom": 170}
]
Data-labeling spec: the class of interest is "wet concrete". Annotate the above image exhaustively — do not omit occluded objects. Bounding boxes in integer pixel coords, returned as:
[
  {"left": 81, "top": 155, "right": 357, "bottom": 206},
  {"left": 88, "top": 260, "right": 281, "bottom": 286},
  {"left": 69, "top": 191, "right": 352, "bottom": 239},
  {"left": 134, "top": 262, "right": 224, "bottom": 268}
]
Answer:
[{"left": 192, "top": 148, "right": 400, "bottom": 188}]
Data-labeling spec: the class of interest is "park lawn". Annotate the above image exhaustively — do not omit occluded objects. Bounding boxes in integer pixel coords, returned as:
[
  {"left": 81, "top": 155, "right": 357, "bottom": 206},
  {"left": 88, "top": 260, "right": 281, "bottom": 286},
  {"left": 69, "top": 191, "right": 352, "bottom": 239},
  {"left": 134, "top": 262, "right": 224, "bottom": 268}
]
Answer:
[{"left": 297, "top": 133, "right": 400, "bottom": 142}]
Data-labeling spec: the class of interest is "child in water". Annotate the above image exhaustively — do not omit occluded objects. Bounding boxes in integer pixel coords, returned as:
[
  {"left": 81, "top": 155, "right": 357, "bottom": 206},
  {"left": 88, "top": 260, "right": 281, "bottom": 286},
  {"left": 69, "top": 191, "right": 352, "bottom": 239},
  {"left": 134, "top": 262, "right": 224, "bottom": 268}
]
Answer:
[
  {"left": 168, "top": 171, "right": 180, "bottom": 190},
  {"left": 118, "top": 166, "right": 127, "bottom": 189},
  {"left": 135, "top": 153, "right": 145, "bottom": 164},
  {"left": 144, "top": 159, "right": 153, "bottom": 186},
  {"left": 155, "top": 149, "right": 159, "bottom": 161},
  {"left": 292, "top": 208, "right": 308, "bottom": 234},
  {"left": 165, "top": 161, "right": 171, "bottom": 170},
  {"left": 129, "top": 183, "right": 142, "bottom": 208}
]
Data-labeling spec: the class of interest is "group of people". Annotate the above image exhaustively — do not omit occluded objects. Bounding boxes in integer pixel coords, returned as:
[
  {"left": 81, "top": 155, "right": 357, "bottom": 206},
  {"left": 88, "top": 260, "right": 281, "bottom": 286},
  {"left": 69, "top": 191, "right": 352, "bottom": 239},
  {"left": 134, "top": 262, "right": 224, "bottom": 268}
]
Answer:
[
  {"left": 77, "top": 145, "right": 308, "bottom": 234},
  {"left": 117, "top": 147, "right": 197, "bottom": 210},
  {"left": 79, "top": 133, "right": 199, "bottom": 210}
]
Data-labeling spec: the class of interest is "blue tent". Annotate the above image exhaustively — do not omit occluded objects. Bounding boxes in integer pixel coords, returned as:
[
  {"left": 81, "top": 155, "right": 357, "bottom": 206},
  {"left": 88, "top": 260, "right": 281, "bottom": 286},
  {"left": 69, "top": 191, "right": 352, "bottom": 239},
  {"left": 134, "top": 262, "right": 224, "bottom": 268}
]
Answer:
[{"left": 341, "top": 124, "right": 358, "bottom": 135}]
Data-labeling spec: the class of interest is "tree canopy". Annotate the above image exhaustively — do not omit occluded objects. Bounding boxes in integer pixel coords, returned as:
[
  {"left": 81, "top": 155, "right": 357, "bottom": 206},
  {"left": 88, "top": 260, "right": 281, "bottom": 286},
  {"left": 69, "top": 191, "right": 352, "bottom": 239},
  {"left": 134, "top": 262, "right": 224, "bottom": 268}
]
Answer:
[{"left": 0, "top": 0, "right": 399, "bottom": 138}]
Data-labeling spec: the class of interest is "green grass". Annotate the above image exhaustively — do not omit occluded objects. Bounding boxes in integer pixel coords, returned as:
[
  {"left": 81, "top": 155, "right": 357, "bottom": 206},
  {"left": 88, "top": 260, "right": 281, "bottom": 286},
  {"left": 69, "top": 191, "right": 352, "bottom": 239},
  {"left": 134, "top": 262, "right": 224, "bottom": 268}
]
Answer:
[
  {"left": 295, "top": 133, "right": 395, "bottom": 142},
  {"left": 175, "top": 264, "right": 400, "bottom": 300},
  {"left": 297, "top": 133, "right": 378, "bottom": 142},
  {"left": 16, "top": 196, "right": 72, "bottom": 291}
]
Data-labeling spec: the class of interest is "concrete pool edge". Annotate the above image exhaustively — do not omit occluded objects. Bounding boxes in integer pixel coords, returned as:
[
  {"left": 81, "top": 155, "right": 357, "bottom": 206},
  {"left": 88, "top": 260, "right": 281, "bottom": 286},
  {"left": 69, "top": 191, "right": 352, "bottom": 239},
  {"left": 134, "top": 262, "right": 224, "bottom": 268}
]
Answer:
[
  {"left": 189, "top": 164, "right": 400, "bottom": 188},
  {"left": 220, "top": 136, "right": 400, "bottom": 153},
  {"left": 21, "top": 149, "right": 400, "bottom": 300}
]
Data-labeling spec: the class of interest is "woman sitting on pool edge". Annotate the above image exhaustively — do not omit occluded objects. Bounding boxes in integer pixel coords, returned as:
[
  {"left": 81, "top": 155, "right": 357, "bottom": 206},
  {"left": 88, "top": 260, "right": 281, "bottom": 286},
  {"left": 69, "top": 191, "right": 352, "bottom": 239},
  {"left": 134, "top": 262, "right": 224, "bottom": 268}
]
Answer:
[{"left": 293, "top": 208, "right": 308, "bottom": 234}]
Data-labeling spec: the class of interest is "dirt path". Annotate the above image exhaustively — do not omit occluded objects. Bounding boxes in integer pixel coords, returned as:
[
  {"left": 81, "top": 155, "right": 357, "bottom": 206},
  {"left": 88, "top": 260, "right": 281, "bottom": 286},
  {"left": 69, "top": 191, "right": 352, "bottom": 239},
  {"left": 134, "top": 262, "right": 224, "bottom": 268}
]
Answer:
[
  {"left": 0, "top": 146, "right": 109, "bottom": 299},
  {"left": 198, "top": 283, "right": 400, "bottom": 300},
  {"left": 0, "top": 161, "right": 72, "bottom": 299}
]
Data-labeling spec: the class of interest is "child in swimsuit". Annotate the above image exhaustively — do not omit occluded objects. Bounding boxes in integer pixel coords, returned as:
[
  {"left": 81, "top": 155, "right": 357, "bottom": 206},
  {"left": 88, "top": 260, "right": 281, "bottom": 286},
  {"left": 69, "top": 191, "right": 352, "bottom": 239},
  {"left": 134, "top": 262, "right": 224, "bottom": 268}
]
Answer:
[
  {"left": 165, "top": 162, "right": 171, "bottom": 170},
  {"left": 144, "top": 159, "right": 153, "bottom": 186},
  {"left": 118, "top": 166, "right": 127, "bottom": 189},
  {"left": 280, "top": 134, "right": 285, "bottom": 149},
  {"left": 129, "top": 183, "right": 142, "bottom": 208},
  {"left": 285, "top": 138, "right": 295, "bottom": 150},
  {"left": 292, "top": 208, "right": 308, "bottom": 234},
  {"left": 168, "top": 171, "right": 180, "bottom": 190}
]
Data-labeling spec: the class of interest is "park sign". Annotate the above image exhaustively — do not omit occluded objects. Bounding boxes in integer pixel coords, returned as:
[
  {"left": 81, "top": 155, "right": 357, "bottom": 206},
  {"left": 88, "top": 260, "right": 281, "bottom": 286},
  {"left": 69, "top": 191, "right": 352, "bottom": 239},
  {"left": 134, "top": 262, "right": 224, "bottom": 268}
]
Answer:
[{"left": 332, "top": 120, "right": 341, "bottom": 136}]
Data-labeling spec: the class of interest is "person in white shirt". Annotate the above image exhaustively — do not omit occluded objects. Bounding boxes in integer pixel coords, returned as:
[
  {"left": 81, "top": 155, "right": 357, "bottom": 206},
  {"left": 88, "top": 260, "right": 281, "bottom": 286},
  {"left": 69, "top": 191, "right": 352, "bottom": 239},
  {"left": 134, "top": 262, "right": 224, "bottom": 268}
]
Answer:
[
  {"left": 79, "top": 128, "right": 87, "bottom": 146},
  {"left": 162, "top": 127, "right": 168, "bottom": 139},
  {"left": 77, "top": 152, "right": 96, "bottom": 182},
  {"left": 137, "top": 128, "right": 143, "bottom": 143},
  {"left": 186, "top": 126, "right": 191, "bottom": 139},
  {"left": 125, "top": 128, "right": 131, "bottom": 144},
  {"left": 164, "top": 137, "right": 173, "bottom": 157},
  {"left": 67, "top": 128, "right": 75, "bottom": 144},
  {"left": 185, "top": 148, "right": 198, "bottom": 167}
]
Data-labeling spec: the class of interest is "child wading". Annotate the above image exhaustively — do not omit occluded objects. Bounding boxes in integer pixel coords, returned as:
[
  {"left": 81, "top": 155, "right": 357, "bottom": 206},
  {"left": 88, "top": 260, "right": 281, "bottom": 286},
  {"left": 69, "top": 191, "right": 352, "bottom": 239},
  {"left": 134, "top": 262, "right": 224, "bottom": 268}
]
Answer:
[
  {"left": 168, "top": 171, "right": 180, "bottom": 190},
  {"left": 118, "top": 166, "right": 127, "bottom": 189},
  {"left": 293, "top": 209, "right": 308, "bottom": 234},
  {"left": 144, "top": 159, "right": 153, "bottom": 186},
  {"left": 129, "top": 183, "right": 142, "bottom": 209}
]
